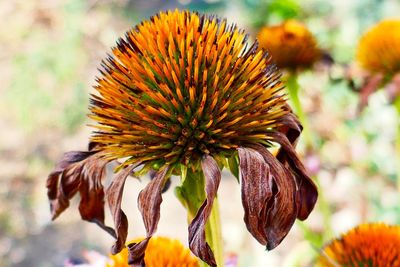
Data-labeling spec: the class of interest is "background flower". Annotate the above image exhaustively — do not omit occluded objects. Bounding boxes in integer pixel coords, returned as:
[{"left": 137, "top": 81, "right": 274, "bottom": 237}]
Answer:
[
  {"left": 357, "top": 20, "right": 400, "bottom": 75},
  {"left": 316, "top": 223, "right": 400, "bottom": 267},
  {"left": 257, "top": 20, "right": 321, "bottom": 70}
]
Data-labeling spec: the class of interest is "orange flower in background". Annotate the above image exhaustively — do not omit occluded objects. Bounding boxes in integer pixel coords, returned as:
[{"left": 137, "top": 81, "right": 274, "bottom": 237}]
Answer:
[
  {"left": 317, "top": 223, "right": 400, "bottom": 267},
  {"left": 354, "top": 19, "right": 400, "bottom": 110},
  {"left": 257, "top": 20, "right": 321, "bottom": 70},
  {"left": 46, "top": 10, "right": 317, "bottom": 267},
  {"left": 107, "top": 237, "right": 199, "bottom": 267},
  {"left": 357, "top": 19, "right": 400, "bottom": 75}
]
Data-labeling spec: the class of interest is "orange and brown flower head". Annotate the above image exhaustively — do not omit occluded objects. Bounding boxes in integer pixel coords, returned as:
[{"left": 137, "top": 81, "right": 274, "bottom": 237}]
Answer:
[
  {"left": 107, "top": 237, "right": 199, "bottom": 267},
  {"left": 357, "top": 20, "right": 400, "bottom": 75},
  {"left": 257, "top": 20, "right": 321, "bottom": 70},
  {"left": 46, "top": 10, "right": 317, "bottom": 267},
  {"left": 317, "top": 223, "right": 400, "bottom": 267}
]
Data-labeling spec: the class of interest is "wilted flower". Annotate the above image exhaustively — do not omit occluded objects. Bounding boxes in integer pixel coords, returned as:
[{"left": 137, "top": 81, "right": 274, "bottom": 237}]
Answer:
[
  {"left": 355, "top": 20, "right": 400, "bottom": 109},
  {"left": 257, "top": 20, "right": 321, "bottom": 70},
  {"left": 317, "top": 223, "right": 400, "bottom": 267},
  {"left": 107, "top": 237, "right": 199, "bottom": 267},
  {"left": 47, "top": 10, "right": 317, "bottom": 267}
]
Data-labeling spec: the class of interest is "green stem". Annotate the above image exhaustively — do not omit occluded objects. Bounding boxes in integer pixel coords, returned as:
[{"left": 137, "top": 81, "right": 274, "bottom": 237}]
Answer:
[
  {"left": 394, "top": 97, "right": 400, "bottom": 191},
  {"left": 205, "top": 198, "right": 223, "bottom": 267},
  {"left": 175, "top": 168, "right": 224, "bottom": 267},
  {"left": 286, "top": 73, "right": 313, "bottom": 149}
]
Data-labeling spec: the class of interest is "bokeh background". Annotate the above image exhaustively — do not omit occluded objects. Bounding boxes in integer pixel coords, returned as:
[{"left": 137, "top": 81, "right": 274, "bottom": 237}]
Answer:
[{"left": 1, "top": 0, "right": 400, "bottom": 266}]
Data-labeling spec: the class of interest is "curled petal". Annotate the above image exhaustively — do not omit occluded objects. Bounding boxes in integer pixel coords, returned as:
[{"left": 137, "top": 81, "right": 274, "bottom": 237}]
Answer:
[
  {"left": 47, "top": 151, "right": 93, "bottom": 218},
  {"left": 106, "top": 164, "right": 137, "bottom": 254},
  {"left": 127, "top": 167, "right": 169, "bottom": 265},
  {"left": 239, "top": 145, "right": 298, "bottom": 250},
  {"left": 271, "top": 131, "right": 318, "bottom": 220},
  {"left": 188, "top": 155, "right": 221, "bottom": 267},
  {"left": 237, "top": 147, "right": 273, "bottom": 245},
  {"left": 276, "top": 110, "right": 302, "bottom": 145},
  {"left": 46, "top": 151, "right": 115, "bottom": 236}
]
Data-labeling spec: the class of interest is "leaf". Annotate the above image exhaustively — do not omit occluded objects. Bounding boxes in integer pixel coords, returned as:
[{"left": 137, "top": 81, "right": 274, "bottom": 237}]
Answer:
[
  {"left": 46, "top": 151, "right": 115, "bottom": 236},
  {"left": 127, "top": 167, "right": 169, "bottom": 265},
  {"left": 188, "top": 155, "right": 221, "bottom": 267},
  {"left": 106, "top": 164, "right": 137, "bottom": 254},
  {"left": 239, "top": 145, "right": 298, "bottom": 250}
]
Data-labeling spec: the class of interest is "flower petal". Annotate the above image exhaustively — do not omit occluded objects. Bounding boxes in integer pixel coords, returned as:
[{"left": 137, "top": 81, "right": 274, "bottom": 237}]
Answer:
[
  {"left": 239, "top": 145, "right": 298, "bottom": 250},
  {"left": 47, "top": 151, "right": 93, "bottom": 219},
  {"left": 237, "top": 147, "right": 273, "bottom": 245},
  {"left": 187, "top": 155, "right": 221, "bottom": 267},
  {"left": 271, "top": 130, "right": 318, "bottom": 220},
  {"left": 106, "top": 164, "right": 136, "bottom": 254},
  {"left": 127, "top": 166, "right": 169, "bottom": 265},
  {"left": 46, "top": 151, "right": 115, "bottom": 236}
]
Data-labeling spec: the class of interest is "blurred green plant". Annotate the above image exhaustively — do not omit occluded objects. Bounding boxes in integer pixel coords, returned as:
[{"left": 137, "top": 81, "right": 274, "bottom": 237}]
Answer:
[
  {"left": 241, "top": 0, "right": 300, "bottom": 28},
  {"left": 5, "top": 0, "right": 88, "bottom": 133}
]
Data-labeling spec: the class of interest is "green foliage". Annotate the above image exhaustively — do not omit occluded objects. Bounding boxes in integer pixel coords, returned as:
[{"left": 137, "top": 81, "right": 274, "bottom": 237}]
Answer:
[{"left": 241, "top": 0, "right": 300, "bottom": 28}]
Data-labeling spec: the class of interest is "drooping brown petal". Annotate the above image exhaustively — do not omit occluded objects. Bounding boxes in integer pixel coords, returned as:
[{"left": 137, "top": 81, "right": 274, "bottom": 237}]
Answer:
[
  {"left": 106, "top": 164, "right": 136, "bottom": 254},
  {"left": 46, "top": 151, "right": 115, "bottom": 236},
  {"left": 47, "top": 151, "right": 94, "bottom": 219},
  {"left": 276, "top": 110, "right": 302, "bottom": 146},
  {"left": 188, "top": 155, "right": 221, "bottom": 267},
  {"left": 239, "top": 145, "right": 298, "bottom": 250},
  {"left": 274, "top": 111, "right": 318, "bottom": 220},
  {"left": 127, "top": 166, "right": 169, "bottom": 265},
  {"left": 270, "top": 131, "right": 318, "bottom": 220},
  {"left": 237, "top": 147, "right": 272, "bottom": 245}
]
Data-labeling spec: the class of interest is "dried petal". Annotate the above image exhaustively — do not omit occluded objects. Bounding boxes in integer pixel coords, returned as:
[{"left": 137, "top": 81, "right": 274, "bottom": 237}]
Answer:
[
  {"left": 239, "top": 145, "right": 298, "bottom": 250},
  {"left": 106, "top": 164, "right": 137, "bottom": 254},
  {"left": 127, "top": 167, "right": 169, "bottom": 265},
  {"left": 276, "top": 110, "right": 302, "bottom": 145},
  {"left": 188, "top": 155, "right": 221, "bottom": 267},
  {"left": 46, "top": 151, "right": 114, "bottom": 236},
  {"left": 237, "top": 147, "right": 273, "bottom": 245},
  {"left": 270, "top": 131, "right": 318, "bottom": 220}
]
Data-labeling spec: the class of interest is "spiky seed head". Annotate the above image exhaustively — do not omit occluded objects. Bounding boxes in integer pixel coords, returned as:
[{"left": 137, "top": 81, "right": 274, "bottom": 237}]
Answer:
[
  {"left": 317, "top": 223, "right": 400, "bottom": 267},
  {"left": 90, "top": 10, "right": 287, "bottom": 173},
  {"left": 357, "top": 19, "right": 400, "bottom": 75},
  {"left": 257, "top": 20, "right": 320, "bottom": 70}
]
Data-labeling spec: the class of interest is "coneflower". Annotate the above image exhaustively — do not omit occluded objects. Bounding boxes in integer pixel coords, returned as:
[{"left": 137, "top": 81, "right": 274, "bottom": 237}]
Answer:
[
  {"left": 46, "top": 10, "right": 317, "bottom": 267},
  {"left": 316, "top": 223, "right": 400, "bottom": 267},
  {"left": 357, "top": 20, "right": 400, "bottom": 75},
  {"left": 107, "top": 237, "right": 199, "bottom": 267},
  {"left": 257, "top": 20, "right": 321, "bottom": 71},
  {"left": 356, "top": 19, "right": 400, "bottom": 109},
  {"left": 356, "top": 19, "right": 400, "bottom": 188}
]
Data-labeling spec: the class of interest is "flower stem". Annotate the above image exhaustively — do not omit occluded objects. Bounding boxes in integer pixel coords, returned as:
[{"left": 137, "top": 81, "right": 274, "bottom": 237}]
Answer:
[
  {"left": 286, "top": 73, "right": 313, "bottom": 149},
  {"left": 175, "top": 168, "right": 224, "bottom": 267}
]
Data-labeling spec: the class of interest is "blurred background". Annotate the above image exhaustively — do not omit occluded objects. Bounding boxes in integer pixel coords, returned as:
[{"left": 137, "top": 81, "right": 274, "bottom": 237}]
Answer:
[{"left": 1, "top": 0, "right": 400, "bottom": 266}]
